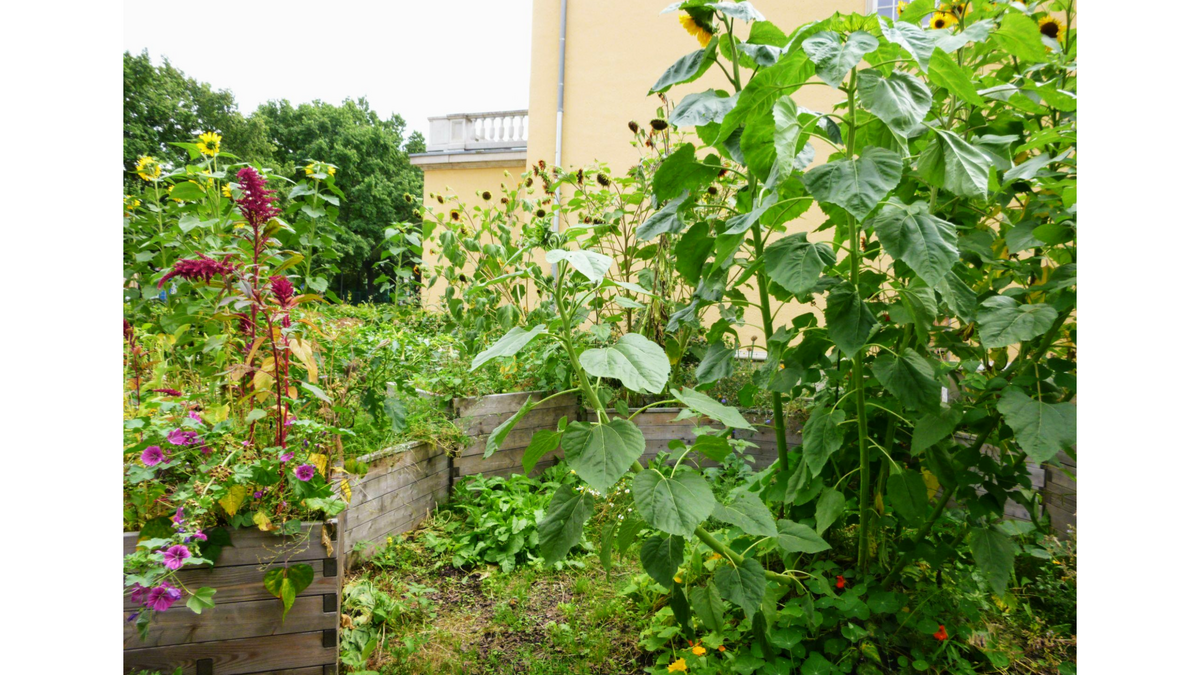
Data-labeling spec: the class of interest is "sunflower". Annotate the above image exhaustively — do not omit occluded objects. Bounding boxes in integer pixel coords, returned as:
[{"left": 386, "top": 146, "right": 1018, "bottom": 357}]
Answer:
[
  {"left": 222, "top": 184, "right": 232, "bottom": 198},
  {"left": 124, "top": 195, "right": 141, "bottom": 212},
  {"left": 679, "top": 13, "right": 714, "bottom": 47},
  {"left": 939, "top": 2, "right": 969, "bottom": 19},
  {"left": 197, "top": 131, "right": 221, "bottom": 156},
  {"left": 136, "top": 155, "right": 162, "bottom": 182},
  {"left": 930, "top": 11, "right": 958, "bottom": 30},
  {"left": 1038, "top": 15, "right": 1065, "bottom": 43}
]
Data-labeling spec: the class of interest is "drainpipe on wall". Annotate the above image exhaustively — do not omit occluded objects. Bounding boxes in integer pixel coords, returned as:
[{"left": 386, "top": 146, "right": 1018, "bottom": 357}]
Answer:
[{"left": 552, "top": 0, "right": 567, "bottom": 234}]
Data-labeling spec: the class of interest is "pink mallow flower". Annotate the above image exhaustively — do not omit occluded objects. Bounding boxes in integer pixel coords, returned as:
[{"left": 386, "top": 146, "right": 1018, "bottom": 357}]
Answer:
[
  {"left": 295, "top": 464, "right": 316, "bottom": 482},
  {"left": 146, "top": 584, "right": 182, "bottom": 612},
  {"left": 141, "top": 446, "right": 165, "bottom": 467},
  {"left": 161, "top": 545, "right": 191, "bottom": 570}
]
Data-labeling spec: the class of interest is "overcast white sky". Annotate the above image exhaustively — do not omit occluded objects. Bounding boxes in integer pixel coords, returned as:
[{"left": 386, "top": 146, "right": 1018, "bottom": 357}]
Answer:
[{"left": 123, "top": 0, "right": 533, "bottom": 141}]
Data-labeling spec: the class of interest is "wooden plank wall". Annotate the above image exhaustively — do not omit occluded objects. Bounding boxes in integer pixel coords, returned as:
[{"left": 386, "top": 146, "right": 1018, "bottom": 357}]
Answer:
[
  {"left": 123, "top": 519, "right": 342, "bottom": 675},
  {"left": 451, "top": 391, "right": 580, "bottom": 484}
]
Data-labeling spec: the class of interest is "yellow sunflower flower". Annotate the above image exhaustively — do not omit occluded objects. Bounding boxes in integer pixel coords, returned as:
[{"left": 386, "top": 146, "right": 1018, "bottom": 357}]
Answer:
[
  {"left": 679, "top": 14, "right": 713, "bottom": 47},
  {"left": 305, "top": 163, "right": 315, "bottom": 175},
  {"left": 1038, "top": 15, "right": 1065, "bottom": 43},
  {"left": 930, "top": 11, "right": 958, "bottom": 30},
  {"left": 328, "top": 166, "right": 336, "bottom": 176},
  {"left": 136, "top": 155, "right": 162, "bottom": 182},
  {"left": 197, "top": 131, "right": 222, "bottom": 156},
  {"left": 939, "top": 2, "right": 968, "bottom": 19},
  {"left": 692, "top": 645, "right": 707, "bottom": 656},
  {"left": 667, "top": 658, "right": 688, "bottom": 673},
  {"left": 222, "top": 184, "right": 232, "bottom": 198},
  {"left": 124, "top": 195, "right": 141, "bottom": 212}
]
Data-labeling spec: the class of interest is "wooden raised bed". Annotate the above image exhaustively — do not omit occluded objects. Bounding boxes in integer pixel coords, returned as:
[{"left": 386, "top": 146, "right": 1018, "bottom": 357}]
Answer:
[
  {"left": 123, "top": 519, "right": 343, "bottom": 675},
  {"left": 452, "top": 390, "right": 580, "bottom": 484}
]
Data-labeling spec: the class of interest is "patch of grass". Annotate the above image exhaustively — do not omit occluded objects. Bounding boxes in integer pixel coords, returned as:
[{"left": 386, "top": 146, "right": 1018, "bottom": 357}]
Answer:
[{"left": 343, "top": 519, "right": 651, "bottom": 675}]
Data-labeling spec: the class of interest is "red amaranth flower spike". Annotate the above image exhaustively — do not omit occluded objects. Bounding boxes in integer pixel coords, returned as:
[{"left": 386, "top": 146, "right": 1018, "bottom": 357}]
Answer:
[
  {"left": 269, "top": 275, "right": 295, "bottom": 306},
  {"left": 158, "top": 254, "right": 236, "bottom": 288},
  {"left": 151, "top": 388, "right": 184, "bottom": 397},
  {"left": 235, "top": 167, "right": 281, "bottom": 228}
]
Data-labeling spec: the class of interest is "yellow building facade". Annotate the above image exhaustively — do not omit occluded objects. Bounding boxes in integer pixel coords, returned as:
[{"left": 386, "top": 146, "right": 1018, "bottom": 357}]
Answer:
[{"left": 412, "top": 1, "right": 901, "bottom": 341}]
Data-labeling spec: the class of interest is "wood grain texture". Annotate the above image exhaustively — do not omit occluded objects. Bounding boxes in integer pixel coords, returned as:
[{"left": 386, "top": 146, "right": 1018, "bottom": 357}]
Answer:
[
  {"left": 122, "top": 595, "right": 336, "bottom": 649},
  {"left": 123, "top": 630, "right": 336, "bottom": 675},
  {"left": 124, "top": 562, "right": 340, "bottom": 610},
  {"left": 123, "top": 523, "right": 332, "bottom": 568}
]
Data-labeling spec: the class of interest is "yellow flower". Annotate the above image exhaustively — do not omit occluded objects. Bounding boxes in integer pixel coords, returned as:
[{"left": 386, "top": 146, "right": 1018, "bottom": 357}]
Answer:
[
  {"left": 124, "top": 195, "right": 141, "bottom": 212},
  {"left": 668, "top": 658, "right": 688, "bottom": 673},
  {"left": 930, "top": 12, "right": 958, "bottom": 30},
  {"left": 222, "top": 184, "right": 232, "bottom": 198},
  {"left": 328, "top": 166, "right": 336, "bottom": 176},
  {"left": 305, "top": 163, "right": 315, "bottom": 175},
  {"left": 897, "top": 1, "right": 908, "bottom": 14},
  {"left": 692, "top": 645, "right": 707, "bottom": 656},
  {"left": 197, "top": 131, "right": 222, "bottom": 156},
  {"left": 136, "top": 155, "right": 162, "bottom": 182},
  {"left": 673, "top": 575, "right": 683, "bottom": 584},
  {"left": 1038, "top": 15, "right": 1065, "bottom": 43},
  {"left": 679, "top": 14, "right": 713, "bottom": 47},
  {"left": 709, "top": 552, "right": 722, "bottom": 561}
]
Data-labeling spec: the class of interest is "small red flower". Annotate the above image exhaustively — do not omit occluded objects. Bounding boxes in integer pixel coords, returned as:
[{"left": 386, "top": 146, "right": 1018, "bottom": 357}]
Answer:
[
  {"left": 836, "top": 575, "right": 846, "bottom": 590},
  {"left": 933, "top": 625, "right": 949, "bottom": 641}
]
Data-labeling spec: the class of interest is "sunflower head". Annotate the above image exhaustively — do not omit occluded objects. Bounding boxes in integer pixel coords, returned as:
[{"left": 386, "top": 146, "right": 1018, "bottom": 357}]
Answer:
[
  {"left": 939, "top": 2, "right": 969, "bottom": 19},
  {"left": 482, "top": 190, "right": 492, "bottom": 201},
  {"left": 679, "top": 10, "right": 715, "bottom": 47},
  {"left": 1038, "top": 15, "right": 1065, "bottom": 43},
  {"left": 930, "top": 11, "right": 958, "bottom": 30},
  {"left": 221, "top": 184, "right": 232, "bottom": 198},
  {"left": 450, "top": 210, "right": 460, "bottom": 221},
  {"left": 536, "top": 208, "right": 546, "bottom": 218},
  {"left": 136, "top": 156, "right": 162, "bottom": 182},
  {"left": 197, "top": 131, "right": 221, "bottom": 156},
  {"left": 650, "top": 118, "right": 669, "bottom": 131}
]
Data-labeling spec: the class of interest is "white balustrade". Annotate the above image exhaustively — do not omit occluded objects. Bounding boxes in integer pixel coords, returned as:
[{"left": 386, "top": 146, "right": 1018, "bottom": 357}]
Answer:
[{"left": 426, "top": 110, "right": 528, "bottom": 152}]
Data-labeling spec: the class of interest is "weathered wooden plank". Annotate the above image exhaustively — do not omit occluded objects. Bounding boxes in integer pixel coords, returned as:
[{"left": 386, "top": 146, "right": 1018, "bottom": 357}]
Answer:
[
  {"left": 123, "top": 629, "right": 337, "bottom": 675},
  {"left": 458, "top": 425, "right": 545, "bottom": 458},
  {"left": 455, "top": 445, "right": 565, "bottom": 476},
  {"left": 355, "top": 440, "right": 444, "bottom": 475},
  {"left": 454, "top": 391, "right": 563, "bottom": 418},
  {"left": 123, "top": 595, "right": 336, "bottom": 649},
  {"left": 346, "top": 468, "right": 450, "bottom": 531},
  {"left": 457, "top": 459, "right": 559, "bottom": 483},
  {"left": 124, "top": 563, "right": 340, "bottom": 610},
  {"left": 457, "top": 403, "right": 578, "bottom": 437},
  {"left": 124, "top": 523, "right": 332, "bottom": 568},
  {"left": 344, "top": 487, "right": 446, "bottom": 546},
  {"left": 349, "top": 453, "right": 450, "bottom": 508}
]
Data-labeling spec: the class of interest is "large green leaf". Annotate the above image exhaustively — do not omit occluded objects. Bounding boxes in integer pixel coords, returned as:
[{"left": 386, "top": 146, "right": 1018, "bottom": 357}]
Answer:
[
  {"left": 471, "top": 325, "right": 548, "bottom": 371},
  {"left": 562, "top": 419, "right": 645, "bottom": 491},
  {"left": 934, "top": 17, "right": 993, "bottom": 52},
  {"left": 741, "top": 97, "right": 804, "bottom": 185},
  {"left": 673, "top": 387, "right": 754, "bottom": 430},
  {"left": 825, "top": 282, "right": 879, "bottom": 356},
  {"left": 653, "top": 143, "right": 721, "bottom": 201},
  {"left": 263, "top": 564, "right": 314, "bottom": 623},
  {"left": 887, "top": 469, "right": 929, "bottom": 523},
  {"left": 814, "top": 488, "right": 846, "bottom": 535},
  {"left": 538, "top": 481, "right": 595, "bottom": 564},
  {"left": 802, "top": 147, "right": 903, "bottom": 220},
  {"left": 695, "top": 343, "right": 734, "bottom": 384},
  {"left": 650, "top": 43, "right": 718, "bottom": 93},
  {"left": 857, "top": 70, "right": 932, "bottom": 136},
  {"left": 640, "top": 533, "right": 685, "bottom": 588},
  {"left": 916, "top": 126, "right": 991, "bottom": 199},
  {"left": 717, "top": 49, "right": 814, "bottom": 144},
  {"left": 976, "top": 296, "right": 1058, "bottom": 348},
  {"left": 870, "top": 200, "right": 959, "bottom": 285},
  {"left": 802, "top": 406, "right": 846, "bottom": 475},
  {"left": 763, "top": 232, "right": 836, "bottom": 295},
  {"left": 927, "top": 47, "right": 984, "bottom": 106},
  {"left": 690, "top": 584, "right": 727, "bottom": 631},
  {"left": 712, "top": 491, "right": 778, "bottom": 537},
  {"left": 638, "top": 195, "right": 689, "bottom": 240},
  {"left": 671, "top": 89, "right": 739, "bottom": 127},
  {"left": 485, "top": 395, "right": 538, "bottom": 459},
  {"left": 912, "top": 405, "right": 963, "bottom": 453},
  {"left": 724, "top": 191, "right": 779, "bottom": 235},
  {"left": 776, "top": 519, "right": 831, "bottom": 554},
  {"left": 674, "top": 221, "right": 715, "bottom": 284},
  {"left": 872, "top": 348, "right": 941, "bottom": 412},
  {"left": 881, "top": 20, "right": 935, "bottom": 70},
  {"left": 802, "top": 30, "right": 880, "bottom": 86},
  {"left": 936, "top": 269, "right": 978, "bottom": 322},
  {"left": 996, "top": 388, "right": 1076, "bottom": 463},
  {"left": 522, "top": 429, "right": 562, "bottom": 474},
  {"left": 969, "top": 526, "right": 1016, "bottom": 595},
  {"left": 632, "top": 468, "right": 716, "bottom": 537},
  {"left": 991, "top": 12, "right": 1049, "bottom": 63},
  {"left": 545, "top": 249, "right": 613, "bottom": 284},
  {"left": 580, "top": 333, "right": 671, "bottom": 394},
  {"left": 715, "top": 557, "right": 767, "bottom": 619}
]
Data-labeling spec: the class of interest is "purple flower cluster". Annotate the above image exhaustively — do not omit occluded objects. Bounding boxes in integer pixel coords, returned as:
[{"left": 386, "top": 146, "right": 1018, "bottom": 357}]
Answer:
[
  {"left": 157, "top": 254, "right": 236, "bottom": 289},
  {"left": 235, "top": 167, "right": 281, "bottom": 229},
  {"left": 131, "top": 583, "right": 182, "bottom": 612}
]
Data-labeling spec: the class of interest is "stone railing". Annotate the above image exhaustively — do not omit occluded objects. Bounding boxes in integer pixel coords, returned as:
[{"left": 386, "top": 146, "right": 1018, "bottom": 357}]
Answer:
[{"left": 425, "top": 110, "right": 528, "bottom": 153}]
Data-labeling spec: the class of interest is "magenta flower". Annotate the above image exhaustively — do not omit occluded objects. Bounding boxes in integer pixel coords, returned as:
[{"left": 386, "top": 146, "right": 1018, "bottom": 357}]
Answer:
[
  {"left": 141, "top": 446, "right": 165, "bottom": 466},
  {"left": 193, "top": 531, "right": 208, "bottom": 542},
  {"left": 130, "top": 584, "right": 149, "bottom": 606},
  {"left": 157, "top": 254, "right": 236, "bottom": 288},
  {"left": 188, "top": 411, "right": 203, "bottom": 423},
  {"left": 152, "top": 388, "right": 184, "bottom": 397},
  {"left": 172, "top": 507, "right": 185, "bottom": 526},
  {"left": 146, "top": 584, "right": 182, "bottom": 612},
  {"left": 161, "top": 545, "right": 191, "bottom": 570},
  {"left": 279, "top": 451, "right": 294, "bottom": 463},
  {"left": 270, "top": 275, "right": 295, "bottom": 306},
  {"left": 235, "top": 167, "right": 282, "bottom": 228},
  {"left": 253, "top": 490, "right": 264, "bottom": 499},
  {"left": 295, "top": 464, "right": 316, "bottom": 482},
  {"left": 167, "top": 428, "right": 199, "bottom": 446}
]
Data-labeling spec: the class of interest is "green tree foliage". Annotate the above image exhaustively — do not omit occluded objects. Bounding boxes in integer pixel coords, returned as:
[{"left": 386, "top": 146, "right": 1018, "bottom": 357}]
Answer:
[{"left": 251, "top": 98, "right": 426, "bottom": 299}]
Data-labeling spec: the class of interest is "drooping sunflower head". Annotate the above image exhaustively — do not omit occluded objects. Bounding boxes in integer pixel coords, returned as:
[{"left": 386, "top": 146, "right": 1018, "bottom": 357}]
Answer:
[
  {"left": 482, "top": 190, "right": 492, "bottom": 201},
  {"left": 197, "top": 131, "right": 221, "bottom": 156},
  {"left": 930, "top": 11, "right": 958, "bottom": 30},
  {"left": 136, "top": 155, "right": 162, "bottom": 182},
  {"left": 449, "top": 210, "right": 460, "bottom": 221},
  {"left": 679, "top": 9, "right": 716, "bottom": 47},
  {"left": 939, "top": 2, "right": 969, "bottom": 19},
  {"left": 1038, "top": 15, "right": 1065, "bottom": 43}
]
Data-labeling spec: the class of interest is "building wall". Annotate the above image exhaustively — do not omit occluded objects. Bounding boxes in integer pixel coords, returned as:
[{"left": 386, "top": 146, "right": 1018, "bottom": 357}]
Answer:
[{"left": 528, "top": 0, "right": 866, "bottom": 345}]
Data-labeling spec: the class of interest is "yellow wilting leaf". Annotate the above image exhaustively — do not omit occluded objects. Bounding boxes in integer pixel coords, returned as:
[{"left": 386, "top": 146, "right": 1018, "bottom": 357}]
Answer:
[
  {"left": 253, "top": 510, "right": 274, "bottom": 531},
  {"left": 252, "top": 369, "right": 274, "bottom": 393},
  {"left": 219, "top": 485, "right": 247, "bottom": 516},
  {"left": 340, "top": 479, "right": 352, "bottom": 502},
  {"left": 308, "top": 453, "right": 328, "bottom": 477},
  {"left": 289, "top": 338, "right": 320, "bottom": 384},
  {"left": 288, "top": 385, "right": 298, "bottom": 399},
  {"left": 204, "top": 403, "right": 230, "bottom": 424},
  {"left": 921, "top": 469, "right": 940, "bottom": 500},
  {"left": 261, "top": 356, "right": 276, "bottom": 373}
]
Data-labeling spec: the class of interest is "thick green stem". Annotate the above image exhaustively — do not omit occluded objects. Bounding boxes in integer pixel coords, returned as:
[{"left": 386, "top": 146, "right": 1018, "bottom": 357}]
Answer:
[{"left": 751, "top": 215, "right": 790, "bottom": 475}]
